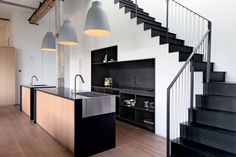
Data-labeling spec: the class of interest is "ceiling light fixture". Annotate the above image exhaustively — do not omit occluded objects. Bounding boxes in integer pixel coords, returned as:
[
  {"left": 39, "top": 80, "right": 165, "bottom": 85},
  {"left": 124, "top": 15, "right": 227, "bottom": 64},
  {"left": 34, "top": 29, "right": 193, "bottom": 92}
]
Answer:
[
  {"left": 41, "top": 11, "right": 56, "bottom": 52},
  {"left": 41, "top": 32, "right": 56, "bottom": 52},
  {"left": 84, "top": 1, "right": 111, "bottom": 37},
  {"left": 57, "top": 20, "right": 78, "bottom": 46}
]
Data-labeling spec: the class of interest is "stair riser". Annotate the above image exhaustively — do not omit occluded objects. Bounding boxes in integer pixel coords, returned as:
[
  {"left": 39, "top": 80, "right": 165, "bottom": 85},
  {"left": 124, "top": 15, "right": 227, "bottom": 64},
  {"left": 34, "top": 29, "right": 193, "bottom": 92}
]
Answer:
[
  {"left": 196, "top": 95, "right": 236, "bottom": 112},
  {"left": 180, "top": 124, "right": 236, "bottom": 154},
  {"left": 171, "top": 139, "right": 236, "bottom": 157},
  {"left": 124, "top": 7, "right": 149, "bottom": 16},
  {"left": 203, "top": 72, "right": 226, "bottom": 82},
  {"left": 130, "top": 12, "right": 155, "bottom": 21},
  {"left": 169, "top": 44, "right": 193, "bottom": 53},
  {"left": 119, "top": 3, "right": 143, "bottom": 12},
  {"left": 191, "top": 62, "right": 214, "bottom": 72},
  {"left": 119, "top": 0, "right": 137, "bottom": 7},
  {"left": 115, "top": 0, "right": 133, "bottom": 4},
  {"left": 204, "top": 83, "right": 236, "bottom": 96},
  {"left": 151, "top": 29, "right": 176, "bottom": 38},
  {"left": 144, "top": 23, "right": 167, "bottom": 32},
  {"left": 160, "top": 36, "right": 184, "bottom": 46},
  {"left": 189, "top": 109, "right": 236, "bottom": 131},
  {"left": 179, "top": 53, "right": 203, "bottom": 62},
  {"left": 171, "top": 142, "right": 208, "bottom": 157},
  {"left": 137, "top": 17, "right": 159, "bottom": 26},
  {"left": 128, "top": 10, "right": 149, "bottom": 17}
]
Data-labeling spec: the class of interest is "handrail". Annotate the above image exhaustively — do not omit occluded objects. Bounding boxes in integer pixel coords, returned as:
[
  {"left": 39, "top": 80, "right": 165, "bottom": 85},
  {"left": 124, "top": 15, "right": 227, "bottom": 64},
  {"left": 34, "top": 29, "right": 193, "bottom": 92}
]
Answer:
[
  {"left": 166, "top": 29, "right": 211, "bottom": 157},
  {"left": 167, "top": 30, "right": 210, "bottom": 90},
  {"left": 172, "top": 0, "right": 210, "bottom": 22}
]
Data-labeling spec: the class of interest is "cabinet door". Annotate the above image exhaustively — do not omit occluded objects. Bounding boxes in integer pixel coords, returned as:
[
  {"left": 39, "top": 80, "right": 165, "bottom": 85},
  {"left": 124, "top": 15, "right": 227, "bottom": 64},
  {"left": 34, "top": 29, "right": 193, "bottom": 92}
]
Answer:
[
  {"left": 62, "top": 98, "right": 74, "bottom": 152},
  {"left": 36, "top": 91, "right": 53, "bottom": 132},
  {"left": 22, "top": 87, "right": 30, "bottom": 117},
  {"left": 0, "top": 47, "right": 15, "bottom": 106},
  {"left": 52, "top": 96, "right": 74, "bottom": 152},
  {"left": 36, "top": 91, "right": 75, "bottom": 153}
]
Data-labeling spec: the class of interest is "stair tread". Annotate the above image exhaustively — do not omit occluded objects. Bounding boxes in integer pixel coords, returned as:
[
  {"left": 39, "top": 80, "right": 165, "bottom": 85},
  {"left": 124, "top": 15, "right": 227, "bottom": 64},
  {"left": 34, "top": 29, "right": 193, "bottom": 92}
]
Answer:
[
  {"left": 197, "top": 94, "right": 236, "bottom": 98},
  {"left": 194, "top": 106, "right": 236, "bottom": 114},
  {"left": 172, "top": 138, "right": 236, "bottom": 157},
  {"left": 182, "top": 121, "right": 236, "bottom": 137}
]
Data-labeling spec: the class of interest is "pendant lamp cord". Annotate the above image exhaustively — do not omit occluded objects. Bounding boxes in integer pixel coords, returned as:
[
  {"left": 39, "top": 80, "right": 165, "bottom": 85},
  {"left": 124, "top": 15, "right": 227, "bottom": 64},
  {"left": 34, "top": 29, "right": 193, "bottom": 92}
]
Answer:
[{"left": 49, "top": 9, "right": 51, "bottom": 32}]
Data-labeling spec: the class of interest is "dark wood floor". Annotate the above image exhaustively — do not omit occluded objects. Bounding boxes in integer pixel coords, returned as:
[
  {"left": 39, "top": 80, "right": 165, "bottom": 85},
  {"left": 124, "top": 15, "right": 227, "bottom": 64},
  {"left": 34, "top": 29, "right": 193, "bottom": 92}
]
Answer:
[{"left": 0, "top": 106, "right": 166, "bottom": 157}]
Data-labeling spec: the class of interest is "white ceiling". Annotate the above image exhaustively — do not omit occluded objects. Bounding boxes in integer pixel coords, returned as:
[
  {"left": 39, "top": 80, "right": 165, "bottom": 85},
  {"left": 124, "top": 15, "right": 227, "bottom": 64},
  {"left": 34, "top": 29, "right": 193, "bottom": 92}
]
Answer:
[{"left": 0, "top": 0, "right": 41, "bottom": 19}]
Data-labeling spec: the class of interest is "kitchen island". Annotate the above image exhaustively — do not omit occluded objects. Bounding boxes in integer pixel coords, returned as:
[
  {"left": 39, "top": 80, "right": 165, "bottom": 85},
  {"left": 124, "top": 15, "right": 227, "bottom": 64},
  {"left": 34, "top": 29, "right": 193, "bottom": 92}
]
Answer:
[
  {"left": 35, "top": 88, "right": 116, "bottom": 157},
  {"left": 20, "top": 84, "right": 55, "bottom": 120}
]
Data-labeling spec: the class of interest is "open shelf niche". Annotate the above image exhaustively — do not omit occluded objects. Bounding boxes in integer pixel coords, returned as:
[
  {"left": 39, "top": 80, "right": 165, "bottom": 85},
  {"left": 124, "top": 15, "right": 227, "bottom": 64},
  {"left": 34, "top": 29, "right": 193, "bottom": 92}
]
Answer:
[{"left": 91, "top": 46, "right": 155, "bottom": 132}]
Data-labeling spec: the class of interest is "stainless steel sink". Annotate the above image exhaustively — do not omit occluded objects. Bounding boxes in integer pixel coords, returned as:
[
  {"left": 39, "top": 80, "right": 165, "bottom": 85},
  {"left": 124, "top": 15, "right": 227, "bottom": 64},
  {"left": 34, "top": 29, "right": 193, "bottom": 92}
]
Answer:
[
  {"left": 75, "top": 92, "right": 108, "bottom": 97},
  {"left": 75, "top": 92, "right": 116, "bottom": 118}
]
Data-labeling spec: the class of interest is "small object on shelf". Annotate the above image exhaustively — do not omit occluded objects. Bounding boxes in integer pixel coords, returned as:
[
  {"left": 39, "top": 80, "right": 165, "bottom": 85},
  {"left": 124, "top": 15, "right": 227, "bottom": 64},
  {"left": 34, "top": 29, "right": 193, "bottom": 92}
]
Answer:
[
  {"left": 144, "top": 101, "right": 150, "bottom": 109},
  {"left": 104, "top": 77, "right": 112, "bottom": 87},
  {"left": 103, "top": 53, "right": 108, "bottom": 63},
  {"left": 143, "top": 119, "right": 155, "bottom": 130},
  {"left": 124, "top": 99, "right": 131, "bottom": 105},
  {"left": 149, "top": 102, "right": 155, "bottom": 110},
  {"left": 124, "top": 99, "right": 136, "bottom": 108},
  {"left": 143, "top": 119, "right": 155, "bottom": 125},
  {"left": 130, "top": 99, "right": 136, "bottom": 107},
  {"left": 108, "top": 59, "right": 115, "bottom": 63}
]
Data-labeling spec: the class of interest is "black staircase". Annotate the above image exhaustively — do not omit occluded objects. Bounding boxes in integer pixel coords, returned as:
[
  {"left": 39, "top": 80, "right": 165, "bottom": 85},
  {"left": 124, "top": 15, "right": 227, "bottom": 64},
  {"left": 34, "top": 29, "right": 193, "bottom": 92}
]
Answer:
[{"left": 114, "top": 0, "right": 236, "bottom": 156}]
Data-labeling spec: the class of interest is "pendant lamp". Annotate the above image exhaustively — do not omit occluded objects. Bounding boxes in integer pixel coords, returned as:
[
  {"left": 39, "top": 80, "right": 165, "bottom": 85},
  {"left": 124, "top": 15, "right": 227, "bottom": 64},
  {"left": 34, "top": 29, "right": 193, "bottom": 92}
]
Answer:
[
  {"left": 57, "top": 20, "right": 78, "bottom": 46},
  {"left": 41, "top": 10, "right": 56, "bottom": 52},
  {"left": 84, "top": 1, "right": 111, "bottom": 36},
  {"left": 41, "top": 32, "right": 56, "bottom": 52}
]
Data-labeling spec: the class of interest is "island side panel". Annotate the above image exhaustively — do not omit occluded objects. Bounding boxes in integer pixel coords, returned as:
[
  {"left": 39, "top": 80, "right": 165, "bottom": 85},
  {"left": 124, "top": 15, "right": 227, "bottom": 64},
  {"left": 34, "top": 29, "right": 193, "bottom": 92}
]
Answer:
[
  {"left": 36, "top": 91, "right": 75, "bottom": 153},
  {"left": 74, "top": 100, "right": 116, "bottom": 157},
  {"left": 22, "top": 87, "right": 30, "bottom": 117}
]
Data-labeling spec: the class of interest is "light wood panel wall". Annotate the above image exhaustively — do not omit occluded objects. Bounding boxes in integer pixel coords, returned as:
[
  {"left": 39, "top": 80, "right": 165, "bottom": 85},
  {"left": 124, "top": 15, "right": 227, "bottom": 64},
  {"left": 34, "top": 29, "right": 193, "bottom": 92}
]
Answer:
[
  {"left": 36, "top": 91, "right": 74, "bottom": 152},
  {"left": 22, "top": 87, "right": 30, "bottom": 117},
  {"left": 0, "top": 47, "right": 15, "bottom": 106},
  {"left": 0, "top": 20, "right": 10, "bottom": 46}
]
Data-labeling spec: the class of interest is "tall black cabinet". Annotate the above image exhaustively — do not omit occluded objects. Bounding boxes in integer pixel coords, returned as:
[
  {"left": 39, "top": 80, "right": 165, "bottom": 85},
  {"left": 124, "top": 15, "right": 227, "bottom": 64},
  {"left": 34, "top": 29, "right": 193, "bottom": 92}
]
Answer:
[{"left": 91, "top": 46, "right": 156, "bottom": 132}]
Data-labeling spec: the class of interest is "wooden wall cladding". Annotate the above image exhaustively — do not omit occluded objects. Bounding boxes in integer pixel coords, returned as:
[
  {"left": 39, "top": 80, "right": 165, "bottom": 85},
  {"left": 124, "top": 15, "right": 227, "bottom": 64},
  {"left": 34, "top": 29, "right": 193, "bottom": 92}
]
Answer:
[
  {"left": 0, "top": 47, "right": 15, "bottom": 106},
  {"left": 0, "top": 20, "right": 10, "bottom": 47}
]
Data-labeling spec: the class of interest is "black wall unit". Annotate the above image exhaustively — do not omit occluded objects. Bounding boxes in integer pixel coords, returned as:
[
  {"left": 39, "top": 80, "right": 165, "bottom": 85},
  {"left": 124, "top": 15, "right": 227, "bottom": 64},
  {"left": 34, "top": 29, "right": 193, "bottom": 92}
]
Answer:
[
  {"left": 91, "top": 46, "right": 155, "bottom": 132},
  {"left": 92, "top": 46, "right": 118, "bottom": 64},
  {"left": 92, "top": 59, "right": 155, "bottom": 90}
]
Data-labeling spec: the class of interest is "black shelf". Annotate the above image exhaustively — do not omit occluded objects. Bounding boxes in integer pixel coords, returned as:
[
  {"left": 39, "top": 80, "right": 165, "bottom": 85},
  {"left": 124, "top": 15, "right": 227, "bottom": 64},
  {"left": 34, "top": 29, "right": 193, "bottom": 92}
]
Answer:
[
  {"left": 91, "top": 46, "right": 118, "bottom": 64},
  {"left": 135, "top": 107, "right": 154, "bottom": 113},
  {"left": 91, "top": 46, "right": 155, "bottom": 132}
]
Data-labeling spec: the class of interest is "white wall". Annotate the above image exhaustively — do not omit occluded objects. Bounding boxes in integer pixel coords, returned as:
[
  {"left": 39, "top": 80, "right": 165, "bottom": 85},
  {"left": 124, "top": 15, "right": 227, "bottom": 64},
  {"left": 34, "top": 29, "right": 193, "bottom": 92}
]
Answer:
[
  {"left": 67, "top": 0, "right": 184, "bottom": 137},
  {"left": 11, "top": 12, "right": 57, "bottom": 104},
  {"left": 177, "top": 0, "right": 236, "bottom": 81}
]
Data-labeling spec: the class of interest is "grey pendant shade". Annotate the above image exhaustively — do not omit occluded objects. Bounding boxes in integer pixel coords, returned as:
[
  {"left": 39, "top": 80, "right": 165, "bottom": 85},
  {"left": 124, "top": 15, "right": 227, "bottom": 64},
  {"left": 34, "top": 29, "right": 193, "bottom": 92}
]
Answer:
[
  {"left": 57, "top": 20, "right": 78, "bottom": 46},
  {"left": 41, "top": 32, "right": 56, "bottom": 52},
  {"left": 84, "top": 1, "right": 111, "bottom": 36}
]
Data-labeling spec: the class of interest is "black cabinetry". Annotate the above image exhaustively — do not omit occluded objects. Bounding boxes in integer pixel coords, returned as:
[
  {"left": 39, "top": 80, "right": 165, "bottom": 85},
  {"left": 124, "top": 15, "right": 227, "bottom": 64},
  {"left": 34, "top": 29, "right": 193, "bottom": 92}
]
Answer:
[{"left": 91, "top": 46, "right": 155, "bottom": 132}]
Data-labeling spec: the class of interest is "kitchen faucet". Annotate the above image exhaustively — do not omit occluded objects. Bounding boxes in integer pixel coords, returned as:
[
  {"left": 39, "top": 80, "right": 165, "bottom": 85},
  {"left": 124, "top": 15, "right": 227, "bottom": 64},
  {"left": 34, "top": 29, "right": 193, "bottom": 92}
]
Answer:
[
  {"left": 31, "top": 75, "right": 38, "bottom": 85},
  {"left": 74, "top": 74, "right": 85, "bottom": 93}
]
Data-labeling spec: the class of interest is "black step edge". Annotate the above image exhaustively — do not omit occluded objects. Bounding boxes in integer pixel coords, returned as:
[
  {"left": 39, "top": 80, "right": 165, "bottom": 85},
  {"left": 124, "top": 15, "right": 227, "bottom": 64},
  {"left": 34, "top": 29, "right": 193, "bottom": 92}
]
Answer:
[
  {"left": 171, "top": 138, "right": 236, "bottom": 157},
  {"left": 196, "top": 94, "right": 236, "bottom": 113},
  {"left": 180, "top": 122, "right": 236, "bottom": 154}
]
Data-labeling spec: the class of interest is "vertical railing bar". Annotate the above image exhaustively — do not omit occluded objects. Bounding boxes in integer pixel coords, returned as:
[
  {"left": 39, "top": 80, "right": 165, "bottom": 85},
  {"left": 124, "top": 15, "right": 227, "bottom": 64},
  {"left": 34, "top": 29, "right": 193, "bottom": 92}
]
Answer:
[
  {"left": 206, "top": 21, "right": 212, "bottom": 83},
  {"left": 166, "top": 0, "right": 169, "bottom": 42}
]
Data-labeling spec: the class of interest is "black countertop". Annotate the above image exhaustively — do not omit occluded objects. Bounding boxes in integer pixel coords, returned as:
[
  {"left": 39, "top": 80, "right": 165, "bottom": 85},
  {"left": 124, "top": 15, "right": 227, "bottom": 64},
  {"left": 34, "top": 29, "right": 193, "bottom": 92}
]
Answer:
[
  {"left": 36, "top": 87, "right": 113, "bottom": 101},
  {"left": 21, "top": 84, "right": 56, "bottom": 89},
  {"left": 92, "top": 86, "right": 155, "bottom": 97}
]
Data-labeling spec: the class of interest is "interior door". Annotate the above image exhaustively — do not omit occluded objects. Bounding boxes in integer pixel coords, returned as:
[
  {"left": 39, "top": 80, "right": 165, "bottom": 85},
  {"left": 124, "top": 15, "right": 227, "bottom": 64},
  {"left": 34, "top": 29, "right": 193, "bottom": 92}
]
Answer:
[{"left": 0, "top": 47, "right": 15, "bottom": 106}]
